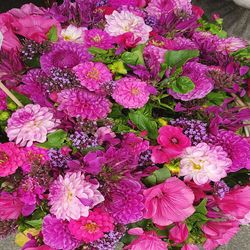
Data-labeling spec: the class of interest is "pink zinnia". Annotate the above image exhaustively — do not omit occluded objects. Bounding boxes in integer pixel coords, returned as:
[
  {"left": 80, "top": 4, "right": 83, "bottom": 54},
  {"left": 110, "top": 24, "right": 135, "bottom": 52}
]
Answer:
[
  {"left": 144, "top": 177, "right": 195, "bottom": 226},
  {"left": 6, "top": 104, "right": 58, "bottom": 147},
  {"left": 57, "top": 88, "right": 111, "bottom": 120},
  {"left": 68, "top": 208, "right": 114, "bottom": 243},
  {"left": 151, "top": 125, "right": 191, "bottom": 164},
  {"left": 48, "top": 172, "right": 104, "bottom": 221},
  {"left": 73, "top": 62, "right": 112, "bottom": 91},
  {"left": 112, "top": 77, "right": 151, "bottom": 109},
  {"left": 0, "top": 90, "right": 7, "bottom": 110},
  {"left": 0, "top": 142, "right": 23, "bottom": 177}
]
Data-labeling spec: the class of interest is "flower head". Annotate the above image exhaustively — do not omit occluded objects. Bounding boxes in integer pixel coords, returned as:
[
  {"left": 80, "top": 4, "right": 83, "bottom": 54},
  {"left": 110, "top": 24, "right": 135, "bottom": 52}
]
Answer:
[
  {"left": 68, "top": 208, "right": 114, "bottom": 243},
  {"left": 48, "top": 172, "right": 104, "bottom": 220},
  {"left": 6, "top": 104, "right": 58, "bottom": 147},
  {"left": 0, "top": 90, "right": 7, "bottom": 110},
  {"left": 61, "top": 24, "right": 85, "bottom": 43},
  {"left": 144, "top": 177, "right": 195, "bottom": 226},
  {"left": 217, "top": 37, "right": 247, "bottom": 54},
  {"left": 112, "top": 77, "right": 151, "bottom": 109},
  {"left": 105, "top": 10, "right": 152, "bottom": 44},
  {"left": 180, "top": 143, "right": 231, "bottom": 185}
]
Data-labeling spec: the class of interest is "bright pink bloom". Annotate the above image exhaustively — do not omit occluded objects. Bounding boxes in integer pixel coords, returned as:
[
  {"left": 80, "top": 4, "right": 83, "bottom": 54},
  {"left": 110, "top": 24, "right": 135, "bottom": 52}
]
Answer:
[
  {"left": 215, "top": 185, "right": 250, "bottom": 220},
  {"left": 8, "top": 3, "right": 46, "bottom": 17},
  {"left": 202, "top": 220, "right": 239, "bottom": 250},
  {"left": 144, "top": 177, "right": 195, "bottom": 226},
  {"left": 73, "top": 62, "right": 112, "bottom": 91},
  {"left": 0, "top": 192, "right": 23, "bottom": 220},
  {"left": 25, "top": 246, "right": 55, "bottom": 250},
  {"left": 181, "top": 244, "right": 199, "bottom": 250},
  {"left": 192, "top": 5, "right": 204, "bottom": 19},
  {"left": 108, "top": 0, "right": 146, "bottom": 8},
  {"left": 169, "top": 223, "right": 188, "bottom": 243},
  {"left": 115, "top": 32, "right": 141, "bottom": 53},
  {"left": 0, "top": 142, "right": 23, "bottom": 177},
  {"left": 151, "top": 125, "right": 191, "bottom": 164},
  {"left": 68, "top": 209, "right": 114, "bottom": 243},
  {"left": 0, "top": 90, "right": 7, "bottom": 110}
]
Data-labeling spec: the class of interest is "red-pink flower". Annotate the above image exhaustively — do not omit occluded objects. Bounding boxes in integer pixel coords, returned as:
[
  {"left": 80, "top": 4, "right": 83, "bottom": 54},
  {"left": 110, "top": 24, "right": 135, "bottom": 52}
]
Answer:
[
  {"left": 151, "top": 126, "right": 191, "bottom": 164},
  {"left": 202, "top": 220, "right": 240, "bottom": 250},
  {"left": 144, "top": 177, "right": 195, "bottom": 226},
  {"left": 169, "top": 223, "right": 188, "bottom": 243},
  {"left": 215, "top": 185, "right": 250, "bottom": 220}
]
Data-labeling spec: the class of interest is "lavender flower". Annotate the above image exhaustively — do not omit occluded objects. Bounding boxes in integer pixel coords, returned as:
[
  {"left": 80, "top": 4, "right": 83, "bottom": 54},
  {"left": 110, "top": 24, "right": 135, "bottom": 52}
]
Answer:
[
  {"left": 70, "top": 131, "right": 98, "bottom": 150},
  {"left": 48, "top": 149, "right": 71, "bottom": 169},
  {"left": 214, "top": 181, "right": 230, "bottom": 199}
]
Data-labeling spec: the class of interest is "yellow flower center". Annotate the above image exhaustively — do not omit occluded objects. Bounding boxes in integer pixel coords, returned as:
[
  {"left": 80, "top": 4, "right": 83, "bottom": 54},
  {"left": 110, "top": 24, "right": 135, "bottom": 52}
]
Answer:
[
  {"left": 87, "top": 67, "right": 100, "bottom": 80},
  {"left": 0, "top": 151, "right": 9, "bottom": 165},
  {"left": 131, "top": 88, "right": 140, "bottom": 95},
  {"left": 191, "top": 161, "right": 202, "bottom": 170},
  {"left": 84, "top": 222, "right": 99, "bottom": 233},
  {"left": 92, "top": 35, "right": 102, "bottom": 42}
]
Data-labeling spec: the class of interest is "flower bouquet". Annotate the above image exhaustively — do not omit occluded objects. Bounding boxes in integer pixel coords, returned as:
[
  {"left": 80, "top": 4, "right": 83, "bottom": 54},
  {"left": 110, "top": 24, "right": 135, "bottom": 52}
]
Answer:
[{"left": 0, "top": 1, "right": 250, "bottom": 250}]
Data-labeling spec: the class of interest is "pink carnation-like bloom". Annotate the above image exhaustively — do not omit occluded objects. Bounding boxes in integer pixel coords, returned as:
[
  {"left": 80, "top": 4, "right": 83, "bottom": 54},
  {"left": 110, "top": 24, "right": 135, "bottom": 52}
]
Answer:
[
  {"left": 180, "top": 143, "right": 231, "bottom": 185},
  {"left": 42, "top": 215, "right": 80, "bottom": 250},
  {"left": 169, "top": 223, "right": 188, "bottom": 243},
  {"left": 105, "top": 10, "right": 152, "bottom": 44},
  {"left": 48, "top": 172, "right": 104, "bottom": 221},
  {"left": 112, "top": 77, "right": 151, "bottom": 109},
  {"left": 151, "top": 125, "right": 191, "bottom": 164},
  {"left": 144, "top": 177, "right": 195, "bottom": 226},
  {"left": 68, "top": 208, "right": 114, "bottom": 243},
  {"left": 168, "top": 62, "right": 214, "bottom": 101},
  {"left": 73, "top": 62, "right": 112, "bottom": 91},
  {"left": 0, "top": 142, "right": 23, "bottom": 177},
  {"left": 0, "top": 90, "right": 7, "bottom": 110},
  {"left": 57, "top": 88, "right": 111, "bottom": 120},
  {"left": 6, "top": 104, "right": 58, "bottom": 147},
  {"left": 84, "top": 28, "right": 114, "bottom": 49},
  {"left": 202, "top": 220, "right": 240, "bottom": 250}
]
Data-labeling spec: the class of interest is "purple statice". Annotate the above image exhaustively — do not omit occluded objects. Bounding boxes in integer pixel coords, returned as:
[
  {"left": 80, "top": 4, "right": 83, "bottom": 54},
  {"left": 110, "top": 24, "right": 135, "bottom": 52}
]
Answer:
[
  {"left": 214, "top": 181, "right": 230, "bottom": 199},
  {"left": 138, "top": 149, "right": 154, "bottom": 168},
  {"left": 96, "top": 0, "right": 108, "bottom": 7},
  {"left": 208, "top": 130, "right": 250, "bottom": 172},
  {"left": 42, "top": 67, "right": 80, "bottom": 93},
  {"left": 170, "top": 118, "right": 208, "bottom": 145},
  {"left": 145, "top": 15, "right": 158, "bottom": 27},
  {"left": 101, "top": 80, "right": 117, "bottom": 95},
  {"left": 48, "top": 149, "right": 71, "bottom": 169},
  {"left": 69, "top": 131, "right": 98, "bottom": 150},
  {"left": 105, "top": 178, "right": 144, "bottom": 224},
  {"left": 74, "top": 118, "right": 98, "bottom": 134},
  {"left": 0, "top": 220, "right": 17, "bottom": 239},
  {"left": 40, "top": 42, "right": 91, "bottom": 74}
]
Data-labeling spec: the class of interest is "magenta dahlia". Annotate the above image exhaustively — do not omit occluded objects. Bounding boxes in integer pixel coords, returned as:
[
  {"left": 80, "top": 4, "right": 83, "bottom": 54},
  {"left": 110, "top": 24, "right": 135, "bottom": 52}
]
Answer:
[{"left": 57, "top": 88, "right": 111, "bottom": 120}]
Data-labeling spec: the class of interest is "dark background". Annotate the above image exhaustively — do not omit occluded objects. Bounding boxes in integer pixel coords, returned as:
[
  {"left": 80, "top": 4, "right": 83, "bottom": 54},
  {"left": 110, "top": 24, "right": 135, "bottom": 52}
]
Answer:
[{"left": 0, "top": 0, "right": 46, "bottom": 12}]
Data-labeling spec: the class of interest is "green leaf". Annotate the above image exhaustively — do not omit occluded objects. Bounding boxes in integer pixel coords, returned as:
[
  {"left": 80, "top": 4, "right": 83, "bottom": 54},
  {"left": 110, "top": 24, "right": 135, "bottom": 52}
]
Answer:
[
  {"left": 108, "top": 61, "right": 127, "bottom": 75},
  {"left": 171, "top": 76, "right": 195, "bottom": 94},
  {"left": 8, "top": 91, "right": 32, "bottom": 106},
  {"left": 165, "top": 50, "right": 199, "bottom": 68},
  {"left": 195, "top": 199, "right": 208, "bottom": 215},
  {"left": 37, "top": 129, "right": 67, "bottom": 149},
  {"left": 26, "top": 219, "right": 43, "bottom": 230},
  {"left": 144, "top": 167, "right": 171, "bottom": 186},
  {"left": 121, "top": 44, "right": 145, "bottom": 65},
  {"left": 88, "top": 47, "right": 108, "bottom": 55},
  {"left": 206, "top": 91, "right": 229, "bottom": 105},
  {"left": 47, "top": 25, "right": 58, "bottom": 42}
]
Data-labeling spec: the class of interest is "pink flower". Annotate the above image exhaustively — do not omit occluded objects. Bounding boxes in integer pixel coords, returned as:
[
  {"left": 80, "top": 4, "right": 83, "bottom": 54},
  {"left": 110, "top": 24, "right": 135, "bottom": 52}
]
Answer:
[
  {"left": 202, "top": 220, "right": 240, "bottom": 250},
  {"left": 181, "top": 244, "right": 199, "bottom": 250},
  {"left": 73, "top": 62, "right": 112, "bottom": 91},
  {"left": 8, "top": 3, "right": 46, "bottom": 17},
  {"left": 108, "top": 0, "right": 146, "bottom": 8},
  {"left": 192, "top": 5, "right": 204, "bottom": 19},
  {"left": 6, "top": 104, "right": 58, "bottom": 147},
  {"left": 115, "top": 32, "right": 142, "bottom": 53},
  {"left": 0, "top": 142, "right": 24, "bottom": 177},
  {"left": 169, "top": 223, "right": 188, "bottom": 243},
  {"left": 0, "top": 89, "right": 7, "bottom": 110},
  {"left": 144, "top": 177, "right": 195, "bottom": 226},
  {"left": 49, "top": 172, "right": 104, "bottom": 221},
  {"left": 68, "top": 208, "right": 114, "bottom": 243},
  {"left": 0, "top": 192, "right": 23, "bottom": 220},
  {"left": 25, "top": 246, "right": 55, "bottom": 250},
  {"left": 215, "top": 185, "right": 250, "bottom": 220},
  {"left": 151, "top": 125, "right": 191, "bottom": 164},
  {"left": 112, "top": 77, "right": 151, "bottom": 109}
]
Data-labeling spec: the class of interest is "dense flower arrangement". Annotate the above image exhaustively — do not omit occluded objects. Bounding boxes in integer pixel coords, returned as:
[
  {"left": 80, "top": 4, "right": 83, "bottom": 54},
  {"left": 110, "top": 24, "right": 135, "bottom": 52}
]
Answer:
[{"left": 0, "top": 1, "right": 250, "bottom": 250}]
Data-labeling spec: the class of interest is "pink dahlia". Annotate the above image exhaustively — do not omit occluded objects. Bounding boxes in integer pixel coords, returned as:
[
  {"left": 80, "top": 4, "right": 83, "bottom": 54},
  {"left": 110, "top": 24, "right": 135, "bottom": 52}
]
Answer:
[
  {"left": 0, "top": 142, "right": 23, "bottom": 177},
  {"left": 68, "top": 208, "right": 114, "bottom": 243},
  {"left": 57, "top": 88, "right": 111, "bottom": 120},
  {"left": 202, "top": 220, "right": 239, "bottom": 250},
  {"left": 42, "top": 215, "right": 80, "bottom": 250},
  {"left": 6, "top": 104, "right": 58, "bottom": 147},
  {"left": 73, "top": 62, "right": 112, "bottom": 91},
  {"left": 105, "top": 10, "right": 152, "bottom": 44},
  {"left": 40, "top": 42, "right": 91, "bottom": 74},
  {"left": 84, "top": 29, "right": 114, "bottom": 50},
  {"left": 144, "top": 177, "right": 195, "bottom": 226},
  {"left": 168, "top": 62, "right": 214, "bottom": 101},
  {"left": 151, "top": 125, "right": 191, "bottom": 164},
  {"left": 180, "top": 143, "right": 231, "bottom": 185},
  {"left": 217, "top": 37, "right": 247, "bottom": 54},
  {"left": 0, "top": 90, "right": 7, "bottom": 110},
  {"left": 112, "top": 77, "right": 151, "bottom": 109},
  {"left": 48, "top": 172, "right": 104, "bottom": 220}
]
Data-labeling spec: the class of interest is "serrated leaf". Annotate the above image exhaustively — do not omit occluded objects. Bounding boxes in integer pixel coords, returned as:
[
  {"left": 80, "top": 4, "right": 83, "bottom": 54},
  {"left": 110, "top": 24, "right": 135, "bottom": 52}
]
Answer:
[
  {"left": 47, "top": 25, "right": 58, "bottom": 42},
  {"left": 26, "top": 219, "right": 43, "bottom": 230},
  {"left": 171, "top": 76, "right": 195, "bottom": 94}
]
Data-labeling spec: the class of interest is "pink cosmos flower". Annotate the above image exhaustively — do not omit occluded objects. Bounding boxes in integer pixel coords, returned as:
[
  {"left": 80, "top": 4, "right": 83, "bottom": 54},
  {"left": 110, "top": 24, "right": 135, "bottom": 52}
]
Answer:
[
  {"left": 0, "top": 90, "right": 7, "bottom": 110},
  {"left": 151, "top": 125, "right": 191, "bottom": 164},
  {"left": 202, "top": 220, "right": 239, "bottom": 250},
  {"left": 49, "top": 172, "right": 104, "bottom": 221},
  {"left": 112, "top": 77, "right": 151, "bottom": 109},
  {"left": 73, "top": 62, "right": 112, "bottom": 91},
  {"left": 0, "top": 142, "right": 24, "bottom": 177},
  {"left": 105, "top": 10, "right": 152, "bottom": 44},
  {"left": 144, "top": 177, "right": 195, "bottom": 226},
  {"left": 6, "top": 104, "right": 58, "bottom": 147},
  {"left": 169, "top": 223, "right": 188, "bottom": 243},
  {"left": 215, "top": 185, "right": 250, "bottom": 220},
  {"left": 68, "top": 208, "right": 114, "bottom": 243},
  {"left": 8, "top": 3, "right": 46, "bottom": 17}
]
